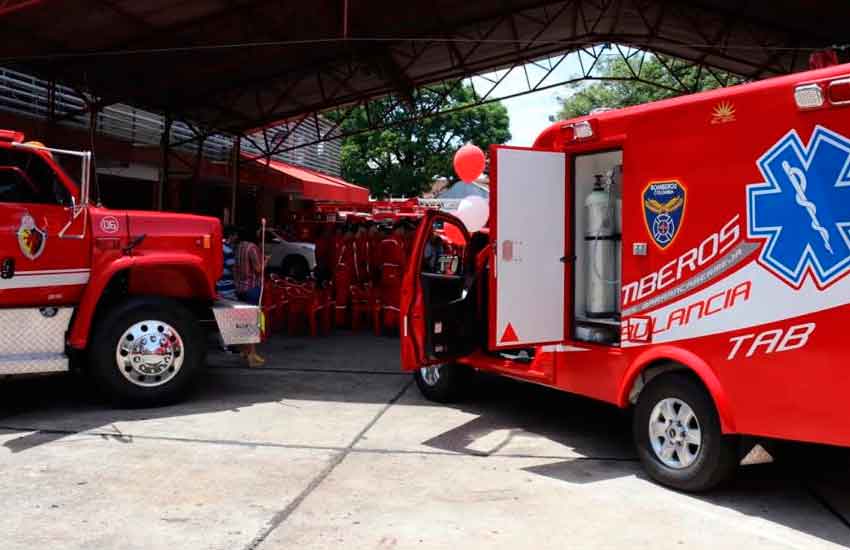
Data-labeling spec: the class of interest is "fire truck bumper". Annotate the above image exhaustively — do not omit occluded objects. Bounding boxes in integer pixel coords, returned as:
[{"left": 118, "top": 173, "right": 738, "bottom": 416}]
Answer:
[{"left": 212, "top": 300, "right": 262, "bottom": 345}]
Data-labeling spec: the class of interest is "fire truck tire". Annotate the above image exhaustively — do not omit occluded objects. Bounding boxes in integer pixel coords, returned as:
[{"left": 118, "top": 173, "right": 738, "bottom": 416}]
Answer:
[
  {"left": 88, "top": 297, "right": 204, "bottom": 407},
  {"left": 633, "top": 373, "right": 738, "bottom": 492},
  {"left": 414, "top": 364, "right": 470, "bottom": 403}
]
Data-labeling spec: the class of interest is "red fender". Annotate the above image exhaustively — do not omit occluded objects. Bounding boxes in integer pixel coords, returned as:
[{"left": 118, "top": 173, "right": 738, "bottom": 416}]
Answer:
[
  {"left": 617, "top": 345, "right": 737, "bottom": 434},
  {"left": 68, "top": 253, "right": 213, "bottom": 350}
]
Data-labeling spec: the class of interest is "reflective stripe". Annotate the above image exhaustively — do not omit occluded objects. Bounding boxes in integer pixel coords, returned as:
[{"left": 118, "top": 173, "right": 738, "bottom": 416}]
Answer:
[{"left": 0, "top": 269, "right": 90, "bottom": 290}]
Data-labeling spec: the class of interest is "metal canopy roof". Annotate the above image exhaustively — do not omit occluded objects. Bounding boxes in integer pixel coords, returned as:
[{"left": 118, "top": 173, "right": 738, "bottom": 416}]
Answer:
[{"left": 2, "top": 0, "right": 846, "bottom": 134}]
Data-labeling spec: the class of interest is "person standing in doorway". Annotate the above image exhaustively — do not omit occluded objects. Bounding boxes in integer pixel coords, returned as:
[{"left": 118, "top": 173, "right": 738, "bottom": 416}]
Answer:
[
  {"left": 216, "top": 225, "right": 239, "bottom": 301},
  {"left": 235, "top": 227, "right": 266, "bottom": 367}
]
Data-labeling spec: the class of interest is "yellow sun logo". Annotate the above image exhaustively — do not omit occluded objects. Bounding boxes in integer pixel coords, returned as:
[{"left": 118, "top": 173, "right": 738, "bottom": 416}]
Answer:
[{"left": 711, "top": 101, "right": 736, "bottom": 124}]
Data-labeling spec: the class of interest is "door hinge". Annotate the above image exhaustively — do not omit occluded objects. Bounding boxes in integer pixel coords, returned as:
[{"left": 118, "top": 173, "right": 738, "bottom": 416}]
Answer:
[{"left": 1, "top": 257, "right": 14, "bottom": 279}]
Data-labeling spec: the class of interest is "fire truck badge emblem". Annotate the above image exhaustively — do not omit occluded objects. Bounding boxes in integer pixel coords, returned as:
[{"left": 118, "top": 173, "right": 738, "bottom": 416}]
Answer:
[
  {"left": 17, "top": 212, "right": 46, "bottom": 260},
  {"left": 711, "top": 101, "right": 736, "bottom": 124},
  {"left": 747, "top": 125, "right": 850, "bottom": 288},
  {"left": 100, "top": 216, "right": 120, "bottom": 234},
  {"left": 643, "top": 180, "right": 685, "bottom": 249}
]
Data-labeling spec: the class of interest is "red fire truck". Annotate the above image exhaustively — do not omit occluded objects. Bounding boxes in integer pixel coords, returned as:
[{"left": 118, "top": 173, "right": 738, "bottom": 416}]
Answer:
[
  {"left": 0, "top": 131, "right": 259, "bottom": 406},
  {"left": 401, "top": 62, "right": 850, "bottom": 491}
]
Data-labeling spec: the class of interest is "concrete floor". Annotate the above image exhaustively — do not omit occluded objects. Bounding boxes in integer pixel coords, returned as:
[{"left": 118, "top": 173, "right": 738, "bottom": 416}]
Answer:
[{"left": 0, "top": 332, "right": 848, "bottom": 550}]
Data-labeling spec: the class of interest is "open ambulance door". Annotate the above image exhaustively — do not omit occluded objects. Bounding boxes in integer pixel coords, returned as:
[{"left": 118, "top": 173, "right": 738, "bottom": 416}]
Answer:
[
  {"left": 400, "top": 210, "right": 475, "bottom": 371},
  {"left": 489, "top": 146, "right": 567, "bottom": 350}
]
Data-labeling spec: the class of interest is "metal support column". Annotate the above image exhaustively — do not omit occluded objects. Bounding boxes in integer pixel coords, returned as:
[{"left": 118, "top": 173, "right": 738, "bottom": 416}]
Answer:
[
  {"left": 87, "top": 100, "right": 99, "bottom": 205},
  {"left": 230, "top": 136, "right": 240, "bottom": 225},
  {"left": 157, "top": 116, "right": 172, "bottom": 211}
]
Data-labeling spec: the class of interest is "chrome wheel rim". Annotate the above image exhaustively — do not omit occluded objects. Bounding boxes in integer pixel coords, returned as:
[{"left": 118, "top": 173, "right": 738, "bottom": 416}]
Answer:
[
  {"left": 648, "top": 397, "right": 702, "bottom": 469},
  {"left": 115, "top": 320, "right": 184, "bottom": 388},
  {"left": 419, "top": 365, "right": 441, "bottom": 386}
]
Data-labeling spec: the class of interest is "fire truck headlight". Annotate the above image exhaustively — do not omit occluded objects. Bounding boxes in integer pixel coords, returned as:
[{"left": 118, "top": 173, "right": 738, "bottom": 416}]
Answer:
[{"left": 794, "top": 83, "right": 824, "bottom": 109}]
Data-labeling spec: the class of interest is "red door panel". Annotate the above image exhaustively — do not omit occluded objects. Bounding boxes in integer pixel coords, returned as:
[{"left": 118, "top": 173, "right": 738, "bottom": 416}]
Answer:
[{"left": 400, "top": 210, "right": 471, "bottom": 371}]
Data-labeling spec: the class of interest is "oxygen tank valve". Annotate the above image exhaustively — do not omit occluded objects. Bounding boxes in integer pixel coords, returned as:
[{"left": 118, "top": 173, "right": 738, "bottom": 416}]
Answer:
[{"left": 593, "top": 174, "right": 605, "bottom": 190}]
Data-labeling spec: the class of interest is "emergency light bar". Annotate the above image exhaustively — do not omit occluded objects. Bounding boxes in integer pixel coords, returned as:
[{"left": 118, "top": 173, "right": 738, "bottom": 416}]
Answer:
[
  {"left": 828, "top": 77, "right": 850, "bottom": 104},
  {"left": 561, "top": 120, "right": 595, "bottom": 141},
  {"left": 795, "top": 83, "right": 825, "bottom": 109},
  {"left": 794, "top": 76, "right": 850, "bottom": 110}
]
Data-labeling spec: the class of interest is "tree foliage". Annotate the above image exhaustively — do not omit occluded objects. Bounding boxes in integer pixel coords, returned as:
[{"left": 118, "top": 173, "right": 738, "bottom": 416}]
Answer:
[
  {"left": 335, "top": 83, "right": 511, "bottom": 197},
  {"left": 557, "top": 54, "right": 740, "bottom": 120}
]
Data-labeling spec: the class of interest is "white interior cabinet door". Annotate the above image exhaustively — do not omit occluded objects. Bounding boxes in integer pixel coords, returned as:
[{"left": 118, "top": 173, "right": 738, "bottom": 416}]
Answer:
[{"left": 491, "top": 147, "right": 566, "bottom": 349}]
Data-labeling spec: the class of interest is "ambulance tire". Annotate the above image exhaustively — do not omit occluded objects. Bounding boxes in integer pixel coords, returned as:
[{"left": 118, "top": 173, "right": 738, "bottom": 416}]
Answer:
[
  {"left": 88, "top": 297, "right": 204, "bottom": 408},
  {"left": 414, "top": 363, "right": 470, "bottom": 403},
  {"left": 634, "top": 373, "right": 738, "bottom": 492}
]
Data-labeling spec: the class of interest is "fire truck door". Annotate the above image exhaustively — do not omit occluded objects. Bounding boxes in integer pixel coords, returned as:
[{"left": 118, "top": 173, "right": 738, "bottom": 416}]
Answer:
[
  {"left": 400, "top": 210, "right": 473, "bottom": 370},
  {"left": 0, "top": 149, "right": 89, "bottom": 373},
  {"left": 0, "top": 150, "right": 90, "bottom": 307},
  {"left": 490, "top": 146, "right": 567, "bottom": 349}
]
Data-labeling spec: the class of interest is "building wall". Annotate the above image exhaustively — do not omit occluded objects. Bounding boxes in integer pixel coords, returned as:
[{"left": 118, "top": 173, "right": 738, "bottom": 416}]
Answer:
[{"left": 0, "top": 67, "right": 342, "bottom": 176}]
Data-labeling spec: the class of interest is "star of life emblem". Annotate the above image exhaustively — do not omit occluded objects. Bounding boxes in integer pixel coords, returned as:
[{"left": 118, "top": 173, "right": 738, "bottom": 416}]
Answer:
[{"left": 747, "top": 125, "right": 850, "bottom": 288}]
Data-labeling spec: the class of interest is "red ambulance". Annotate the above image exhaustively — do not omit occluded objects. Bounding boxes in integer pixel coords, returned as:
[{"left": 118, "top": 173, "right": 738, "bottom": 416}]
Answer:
[{"left": 401, "top": 62, "right": 850, "bottom": 491}]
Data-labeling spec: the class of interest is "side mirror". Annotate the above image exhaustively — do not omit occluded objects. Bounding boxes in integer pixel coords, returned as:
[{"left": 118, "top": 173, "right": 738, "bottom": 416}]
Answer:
[{"left": 66, "top": 194, "right": 83, "bottom": 218}]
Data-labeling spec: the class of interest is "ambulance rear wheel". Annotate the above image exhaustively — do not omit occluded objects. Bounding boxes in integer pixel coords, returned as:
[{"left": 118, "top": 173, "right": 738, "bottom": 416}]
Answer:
[
  {"left": 634, "top": 373, "right": 737, "bottom": 492},
  {"left": 88, "top": 297, "right": 204, "bottom": 407},
  {"left": 414, "top": 364, "right": 470, "bottom": 403}
]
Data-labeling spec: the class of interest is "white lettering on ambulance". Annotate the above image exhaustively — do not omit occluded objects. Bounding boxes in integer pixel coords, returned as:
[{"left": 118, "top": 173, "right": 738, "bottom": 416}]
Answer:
[
  {"left": 719, "top": 215, "right": 740, "bottom": 254},
  {"left": 657, "top": 258, "right": 676, "bottom": 290},
  {"left": 727, "top": 322, "right": 815, "bottom": 360},
  {"left": 676, "top": 248, "right": 698, "bottom": 280},
  {"left": 776, "top": 323, "right": 816, "bottom": 353},
  {"left": 622, "top": 215, "right": 740, "bottom": 306},
  {"left": 650, "top": 280, "right": 750, "bottom": 336}
]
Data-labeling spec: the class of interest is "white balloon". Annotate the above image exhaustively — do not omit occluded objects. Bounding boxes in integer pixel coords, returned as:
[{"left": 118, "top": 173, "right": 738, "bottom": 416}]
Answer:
[{"left": 455, "top": 195, "right": 489, "bottom": 232}]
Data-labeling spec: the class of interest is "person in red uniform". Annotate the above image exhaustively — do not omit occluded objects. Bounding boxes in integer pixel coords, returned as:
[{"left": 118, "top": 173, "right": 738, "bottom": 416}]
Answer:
[
  {"left": 313, "top": 223, "right": 334, "bottom": 283},
  {"left": 353, "top": 222, "right": 372, "bottom": 284},
  {"left": 378, "top": 221, "right": 408, "bottom": 331},
  {"left": 401, "top": 218, "right": 417, "bottom": 256},
  {"left": 333, "top": 225, "right": 356, "bottom": 326},
  {"left": 367, "top": 221, "right": 383, "bottom": 285}
]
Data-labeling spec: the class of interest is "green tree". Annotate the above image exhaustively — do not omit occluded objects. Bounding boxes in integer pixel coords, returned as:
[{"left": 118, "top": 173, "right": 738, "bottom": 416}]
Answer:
[
  {"left": 335, "top": 83, "right": 511, "bottom": 197},
  {"left": 557, "top": 53, "right": 741, "bottom": 120}
]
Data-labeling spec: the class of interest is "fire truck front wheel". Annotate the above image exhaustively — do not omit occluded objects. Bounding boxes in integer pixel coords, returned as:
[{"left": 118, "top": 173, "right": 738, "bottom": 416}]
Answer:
[
  {"left": 414, "top": 364, "right": 470, "bottom": 403},
  {"left": 88, "top": 297, "right": 204, "bottom": 407},
  {"left": 633, "top": 373, "right": 738, "bottom": 492}
]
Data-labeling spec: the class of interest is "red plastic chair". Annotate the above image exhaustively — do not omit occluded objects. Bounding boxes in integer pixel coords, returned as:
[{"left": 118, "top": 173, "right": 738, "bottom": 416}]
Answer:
[
  {"left": 284, "top": 278, "right": 329, "bottom": 337},
  {"left": 264, "top": 276, "right": 289, "bottom": 334},
  {"left": 350, "top": 282, "right": 381, "bottom": 334}
]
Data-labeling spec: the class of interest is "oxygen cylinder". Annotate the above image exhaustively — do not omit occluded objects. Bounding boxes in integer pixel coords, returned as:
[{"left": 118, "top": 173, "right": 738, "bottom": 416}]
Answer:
[
  {"left": 610, "top": 166, "right": 623, "bottom": 316},
  {"left": 585, "top": 174, "right": 619, "bottom": 318}
]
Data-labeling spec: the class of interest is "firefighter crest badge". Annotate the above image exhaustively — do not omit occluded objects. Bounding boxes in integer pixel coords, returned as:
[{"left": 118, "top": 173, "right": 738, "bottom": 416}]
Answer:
[
  {"left": 17, "top": 212, "right": 46, "bottom": 260},
  {"left": 643, "top": 180, "right": 685, "bottom": 249}
]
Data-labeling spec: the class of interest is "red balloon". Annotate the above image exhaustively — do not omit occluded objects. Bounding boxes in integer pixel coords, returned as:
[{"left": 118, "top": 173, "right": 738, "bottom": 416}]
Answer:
[{"left": 453, "top": 144, "right": 485, "bottom": 183}]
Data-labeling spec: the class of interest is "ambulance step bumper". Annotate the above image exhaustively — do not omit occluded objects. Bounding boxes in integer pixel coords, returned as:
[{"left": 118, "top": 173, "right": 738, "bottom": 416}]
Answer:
[
  {"left": 0, "top": 353, "right": 68, "bottom": 375},
  {"left": 212, "top": 300, "right": 261, "bottom": 346}
]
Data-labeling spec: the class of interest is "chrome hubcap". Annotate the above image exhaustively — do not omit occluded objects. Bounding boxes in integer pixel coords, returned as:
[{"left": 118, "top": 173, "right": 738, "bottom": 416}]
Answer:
[
  {"left": 116, "top": 320, "right": 184, "bottom": 388},
  {"left": 649, "top": 397, "right": 702, "bottom": 469},
  {"left": 420, "top": 365, "right": 441, "bottom": 386}
]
